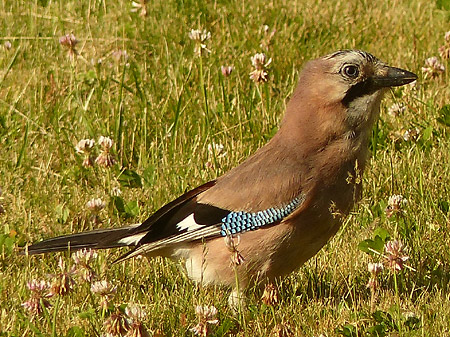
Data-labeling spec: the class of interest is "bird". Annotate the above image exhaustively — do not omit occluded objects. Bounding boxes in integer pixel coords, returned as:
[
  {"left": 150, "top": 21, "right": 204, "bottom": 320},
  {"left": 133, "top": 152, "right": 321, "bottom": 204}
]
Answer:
[{"left": 24, "top": 50, "right": 417, "bottom": 294}]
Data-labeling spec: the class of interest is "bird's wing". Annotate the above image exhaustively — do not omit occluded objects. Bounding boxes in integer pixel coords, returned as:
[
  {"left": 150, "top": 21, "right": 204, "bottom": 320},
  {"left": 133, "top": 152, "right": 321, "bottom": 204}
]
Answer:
[
  {"left": 24, "top": 180, "right": 220, "bottom": 255},
  {"left": 25, "top": 136, "right": 310, "bottom": 259},
  {"left": 24, "top": 174, "right": 306, "bottom": 259},
  {"left": 115, "top": 187, "right": 306, "bottom": 262},
  {"left": 113, "top": 137, "right": 311, "bottom": 262}
]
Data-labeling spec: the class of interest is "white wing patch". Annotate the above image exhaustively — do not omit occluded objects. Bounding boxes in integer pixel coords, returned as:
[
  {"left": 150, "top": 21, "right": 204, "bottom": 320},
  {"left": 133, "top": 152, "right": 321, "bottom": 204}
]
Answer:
[
  {"left": 176, "top": 213, "right": 204, "bottom": 232},
  {"left": 118, "top": 232, "right": 147, "bottom": 245}
]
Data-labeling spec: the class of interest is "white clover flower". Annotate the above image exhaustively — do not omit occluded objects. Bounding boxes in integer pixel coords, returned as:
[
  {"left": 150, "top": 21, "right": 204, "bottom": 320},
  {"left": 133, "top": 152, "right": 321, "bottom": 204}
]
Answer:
[
  {"left": 22, "top": 279, "right": 51, "bottom": 316},
  {"left": 86, "top": 198, "right": 105, "bottom": 214},
  {"left": 98, "top": 136, "right": 114, "bottom": 150},
  {"left": 91, "top": 280, "right": 117, "bottom": 295},
  {"left": 422, "top": 56, "right": 445, "bottom": 77},
  {"left": 95, "top": 136, "right": 116, "bottom": 168},
  {"left": 27, "top": 279, "right": 50, "bottom": 293},
  {"left": 189, "top": 29, "right": 211, "bottom": 56},
  {"left": 72, "top": 248, "right": 98, "bottom": 265},
  {"left": 384, "top": 240, "right": 409, "bottom": 271},
  {"left": 75, "top": 139, "right": 95, "bottom": 154},
  {"left": 111, "top": 187, "right": 122, "bottom": 197},
  {"left": 402, "top": 128, "right": 420, "bottom": 142},
  {"left": 188, "top": 29, "right": 211, "bottom": 43},
  {"left": 112, "top": 49, "right": 129, "bottom": 62},
  {"left": 73, "top": 248, "right": 98, "bottom": 283},
  {"left": 221, "top": 65, "right": 233, "bottom": 77},
  {"left": 250, "top": 53, "right": 272, "bottom": 83},
  {"left": 59, "top": 33, "right": 78, "bottom": 60},
  {"left": 367, "top": 262, "right": 384, "bottom": 275},
  {"left": 191, "top": 305, "right": 219, "bottom": 336},
  {"left": 131, "top": 0, "right": 147, "bottom": 16},
  {"left": 386, "top": 194, "right": 408, "bottom": 217},
  {"left": 125, "top": 304, "right": 147, "bottom": 321},
  {"left": 207, "top": 142, "right": 227, "bottom": 158},
  {"left": 387, "top": 103, "right": 406, "bottom": 117}
]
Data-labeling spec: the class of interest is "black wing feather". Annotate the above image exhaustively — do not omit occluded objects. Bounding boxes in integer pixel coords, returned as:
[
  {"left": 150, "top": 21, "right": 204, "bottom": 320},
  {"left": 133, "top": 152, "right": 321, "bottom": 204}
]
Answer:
[
  {"left": 25, "top": 180, "right": 227, "bottom": 255},
  {"left": 98, "top": 180, "right": 229, "bottom": 247}
]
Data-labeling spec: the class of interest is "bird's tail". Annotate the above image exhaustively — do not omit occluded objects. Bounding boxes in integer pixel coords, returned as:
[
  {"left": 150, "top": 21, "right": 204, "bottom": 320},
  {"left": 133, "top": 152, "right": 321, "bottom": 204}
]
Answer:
[{"left": 22, "top": 225, "right": 140, "bottom": 255}]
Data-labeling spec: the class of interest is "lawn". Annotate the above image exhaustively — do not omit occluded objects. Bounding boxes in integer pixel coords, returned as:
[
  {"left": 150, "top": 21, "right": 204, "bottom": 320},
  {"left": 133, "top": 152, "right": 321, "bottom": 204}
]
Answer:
[{"left": 1, "top": 0, "right": 450, "bottom": 336}]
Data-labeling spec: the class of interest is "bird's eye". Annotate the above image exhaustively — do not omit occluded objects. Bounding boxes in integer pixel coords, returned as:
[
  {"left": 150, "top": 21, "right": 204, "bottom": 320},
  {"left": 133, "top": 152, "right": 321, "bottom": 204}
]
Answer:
[{"left": 343, "top": 65, "right": 359, "bottom": 78}]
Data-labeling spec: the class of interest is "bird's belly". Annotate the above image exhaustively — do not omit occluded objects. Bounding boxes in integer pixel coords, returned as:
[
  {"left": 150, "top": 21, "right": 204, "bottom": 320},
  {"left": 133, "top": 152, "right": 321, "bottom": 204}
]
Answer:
[{"left": 175, "top": 211, "right": 343, "bottom": 288}]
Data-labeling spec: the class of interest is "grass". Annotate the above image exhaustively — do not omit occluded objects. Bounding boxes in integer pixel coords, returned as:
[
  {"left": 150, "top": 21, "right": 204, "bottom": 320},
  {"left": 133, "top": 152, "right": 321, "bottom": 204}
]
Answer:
[{"left": 1, "top": 0, "right": 450, "bottom": 335}]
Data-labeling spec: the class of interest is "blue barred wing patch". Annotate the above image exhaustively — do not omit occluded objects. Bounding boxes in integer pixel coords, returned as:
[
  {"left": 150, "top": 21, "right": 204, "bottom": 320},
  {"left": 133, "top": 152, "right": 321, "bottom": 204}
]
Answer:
[{"left": 220, "top": 197, "right": 303, "bottom": 236}]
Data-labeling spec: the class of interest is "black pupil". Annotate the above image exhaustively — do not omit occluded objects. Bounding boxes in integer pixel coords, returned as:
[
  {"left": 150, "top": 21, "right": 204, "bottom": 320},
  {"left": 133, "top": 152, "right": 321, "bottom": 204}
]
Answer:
[{"left": 345, "top": 66, "right": 358, "bottom": 77}]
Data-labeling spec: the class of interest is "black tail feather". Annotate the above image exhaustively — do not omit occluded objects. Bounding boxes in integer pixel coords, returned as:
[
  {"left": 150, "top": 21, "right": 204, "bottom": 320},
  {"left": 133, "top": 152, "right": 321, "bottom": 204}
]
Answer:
[{"left": 22, "top": 227, "right": 135, "bottom": 255}]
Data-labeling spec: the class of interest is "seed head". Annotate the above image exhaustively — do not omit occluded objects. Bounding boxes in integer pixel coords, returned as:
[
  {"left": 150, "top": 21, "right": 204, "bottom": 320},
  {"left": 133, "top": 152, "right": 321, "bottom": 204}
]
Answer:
[
  {"left": 438, "top": 45, "right": 450, "bottom": 60},
  {"left": 0, "top": 187, "right": 4, "bottom": 215},
  {"left": 48, "top": 257, "right": 76, "bottom": 297},
  {"left": 261, "top": 283, "right": 279, "bottom": 306},
  {"left": 224, "top": 234, "right": 244, "bottom": 266},
  {"left": 270, "top": 323, "right": 295, "bottom": 337},
  {"left": 103, "top": 311, "right": 130, "bottom": 336}
]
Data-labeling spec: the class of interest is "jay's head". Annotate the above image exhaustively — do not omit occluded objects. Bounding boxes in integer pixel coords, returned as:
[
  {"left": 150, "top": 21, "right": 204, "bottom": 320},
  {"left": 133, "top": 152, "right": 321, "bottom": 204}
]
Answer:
[
  {"left": 285, "top": 50, "right": 417, "bottom": 138},
  {"left": 318, "top": 50, "right": 416, "bottom": 104}
]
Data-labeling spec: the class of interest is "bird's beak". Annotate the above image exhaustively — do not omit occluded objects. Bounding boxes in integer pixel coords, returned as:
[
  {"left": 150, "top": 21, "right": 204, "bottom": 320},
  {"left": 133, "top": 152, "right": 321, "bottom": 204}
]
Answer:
[{"left": 372, "top": 65, "right": 417, "bottom": 88}]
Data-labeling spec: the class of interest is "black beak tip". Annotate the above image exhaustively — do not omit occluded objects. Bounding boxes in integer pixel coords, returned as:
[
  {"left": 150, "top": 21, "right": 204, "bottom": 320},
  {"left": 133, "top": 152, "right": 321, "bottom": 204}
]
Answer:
[
  {"left": 373, "top": 67, "right": 418, "bottom": 88},
  {"left": 386, "top": 67, "right": 418, "bottom": 87},
  {"left": 399, "top": 69, "right": 418, "bottom": 84}
]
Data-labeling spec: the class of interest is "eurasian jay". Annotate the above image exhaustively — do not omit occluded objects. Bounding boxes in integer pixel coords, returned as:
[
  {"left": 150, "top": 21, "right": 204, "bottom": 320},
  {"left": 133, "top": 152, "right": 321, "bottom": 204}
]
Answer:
[{"left": 24, "top": 50, "right": 417, "bottom": 292}]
